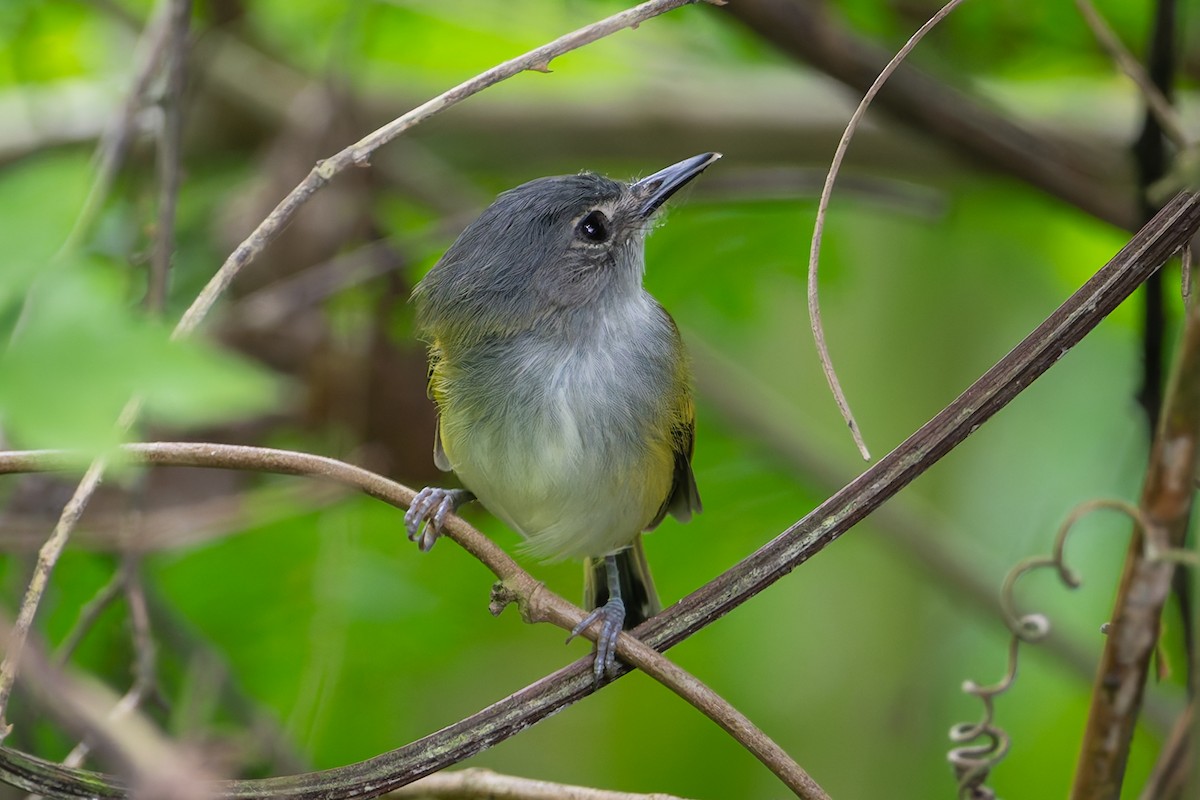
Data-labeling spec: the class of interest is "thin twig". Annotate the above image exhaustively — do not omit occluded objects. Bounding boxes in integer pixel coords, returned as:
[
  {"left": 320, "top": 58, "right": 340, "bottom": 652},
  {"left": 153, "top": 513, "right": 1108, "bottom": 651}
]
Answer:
[
  {"left": 391, "top": 768, "right": 695, "bottom": 799},
  {"left": 61, "top": 0, "right": 172, "bottom": 253},
  {"left": 0, "top": 192, "right": 1197, "bottom": 800},
  {"left": 147, "top": 0, "right": 192, "bottom": 313},
  {"left": 173, "top": 0, "right": 714, "bottom": 338},
  {"left": 53, "top": 567, "right": 124, "bottom": 666},
  {"left": 0, "top": 0, "right": 192, "bottom": 739},
  {"left": 0, "top": 613, "right": 212, "bottom": 800},
  {"left": 0, "top": 0, "right": 713, "bottom": 744},
  {"left": 1074, "top": 0, "right": 1189, "bottom": 149},
  {"left": 62, "top": 557, "right": 160, "bottom": 769},
  {"left": 806, "top": 0, "right": 970, "bottom": 461},
  {"left": 0, "top": 456, "right": 109, "bottom": 737},
  {"left": 0, "top": 442, "right": 824, "bottom": 799}
]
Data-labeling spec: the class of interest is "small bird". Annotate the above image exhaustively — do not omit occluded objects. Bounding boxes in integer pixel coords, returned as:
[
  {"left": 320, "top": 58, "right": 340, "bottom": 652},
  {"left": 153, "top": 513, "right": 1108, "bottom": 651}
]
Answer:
[{"left": 405, "top": 153, "right": 718, "bottom": 677}]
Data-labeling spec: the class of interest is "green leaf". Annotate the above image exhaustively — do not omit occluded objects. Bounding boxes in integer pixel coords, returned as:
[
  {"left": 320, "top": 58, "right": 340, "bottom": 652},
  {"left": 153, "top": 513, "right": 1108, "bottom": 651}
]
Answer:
[{"left": 0, "top": 261, "right": 276, "bottom": 457}]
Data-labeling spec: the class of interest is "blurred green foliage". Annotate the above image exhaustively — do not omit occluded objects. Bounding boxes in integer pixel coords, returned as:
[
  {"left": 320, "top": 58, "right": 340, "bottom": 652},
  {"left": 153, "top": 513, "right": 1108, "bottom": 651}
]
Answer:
[{"left": 0, "top": 1, "right": 1188, "bottom": 799}]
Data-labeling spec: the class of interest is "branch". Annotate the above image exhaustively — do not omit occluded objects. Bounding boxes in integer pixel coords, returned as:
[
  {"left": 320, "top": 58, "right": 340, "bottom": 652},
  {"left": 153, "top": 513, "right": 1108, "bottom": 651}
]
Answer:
[
  {"left": 0, "top": 443, "right": 826, "bottom": 799},
  {"left": 0, "top": 0, "right": 715, "bottom": 743},
  {"left": 147, "top": 0, "right": 191, "bottom": 313},
  {"left": 391, "top": 768, "right": 696, "bottom": 800},
  {"left": 1069, "top": 255, "right": 1200, "bottom": 796},
  {"left": 721, "top": 0, "right": 1138, "bottom": 230},
  {"left": 173, "top": 0, "right": 714, "bottom": 338},
  {"left": 684, "top": 336, "right": 1180, "bottom": 731},
  {"left": 2, "top": 193, "right": 1197, "bottom": 799}
]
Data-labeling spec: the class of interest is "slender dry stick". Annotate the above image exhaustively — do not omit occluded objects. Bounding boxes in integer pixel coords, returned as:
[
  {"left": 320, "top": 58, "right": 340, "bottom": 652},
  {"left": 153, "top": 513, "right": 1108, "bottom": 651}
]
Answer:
[
  {"left": 1070, "top": 263, "right": 1200, "bottom": 797},
  {"left": 0, "top": 194, "right": 1197, "bottom": 800},
  {"left": 62, "top": 557, "right": 159, "bottom": 769},
  {"left": 147, "top": 0, "right": 191, "bottom": 312},
  {"left": 53, "top": 568, "right": 124, "bottom": 666},
  {"left": 0, "top": 614, "right": 213, "bottom": 800},
  {"left": 61, "top": 0, "right": 171, "bottom": 253},
  {"left": 0, "top": 455, "right": 109, "bottom": 737},
  {"left": 0, "top": 0, "right": 715, "bottom": 742},
  {"left": 1074, "top": 0, "right": 1189, "bottom": 149},
  {"left": 807, "top": 0, "right": 970, "bottom": 462},
  {"left": 173, "top": 0, "right": 715, "bottom": 338},
  {"left": 0, "top": 442, "right": 825, "bottom": 800},
  {"left": 391, "top": 768, "right": 694, "bottom": 800}
]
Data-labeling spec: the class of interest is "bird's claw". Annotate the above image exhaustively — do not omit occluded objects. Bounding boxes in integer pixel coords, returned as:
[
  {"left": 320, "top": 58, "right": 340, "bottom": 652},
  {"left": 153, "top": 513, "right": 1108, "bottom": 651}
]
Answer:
[
  {"left": 404, "top": 487, "right": 470, "bottom": 552},
  {"left": 567, "top": 597, "right": 626, "bottom": 679}
]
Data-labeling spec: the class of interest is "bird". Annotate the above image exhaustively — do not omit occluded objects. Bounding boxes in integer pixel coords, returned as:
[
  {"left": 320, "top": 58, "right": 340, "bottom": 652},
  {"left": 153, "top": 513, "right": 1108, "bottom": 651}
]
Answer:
[{"left": 404, "top": 153, "right": 718, "bottom": 677}]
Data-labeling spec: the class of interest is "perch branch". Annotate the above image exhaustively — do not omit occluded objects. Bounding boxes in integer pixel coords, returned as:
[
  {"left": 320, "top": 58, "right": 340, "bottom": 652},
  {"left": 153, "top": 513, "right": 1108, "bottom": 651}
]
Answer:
[
  {"left": 0, "top": 443, "right": 824, "bottom": 799},
  {"left": 0, "top": 0, "right": 715, "bottom": 744},
  {"left": 0, "top": 193, "right": 1196, "bottom": 799}
]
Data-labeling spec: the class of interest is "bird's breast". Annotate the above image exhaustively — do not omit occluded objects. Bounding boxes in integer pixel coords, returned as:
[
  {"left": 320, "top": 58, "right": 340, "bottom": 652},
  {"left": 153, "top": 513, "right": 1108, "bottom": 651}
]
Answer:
[{"left": 434, "top": 296, "right": 680, "bottom": 560}]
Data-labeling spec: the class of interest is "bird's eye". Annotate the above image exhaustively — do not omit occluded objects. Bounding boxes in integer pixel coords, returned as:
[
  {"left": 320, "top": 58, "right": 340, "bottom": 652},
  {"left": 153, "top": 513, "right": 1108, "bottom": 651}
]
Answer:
[{"left": 576, "top": 210, "right": 610, "bottom": 243}]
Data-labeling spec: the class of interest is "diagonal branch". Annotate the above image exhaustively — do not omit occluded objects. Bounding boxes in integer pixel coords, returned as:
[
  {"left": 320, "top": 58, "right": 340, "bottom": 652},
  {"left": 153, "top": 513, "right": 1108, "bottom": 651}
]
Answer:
[{"left": 1, "top": 193, "right": 1197, "bottom": 799}]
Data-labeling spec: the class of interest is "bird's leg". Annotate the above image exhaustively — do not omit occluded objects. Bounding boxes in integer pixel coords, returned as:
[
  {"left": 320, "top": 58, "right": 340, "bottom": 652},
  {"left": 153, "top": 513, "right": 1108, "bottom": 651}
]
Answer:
[
  {"left": 568, "top": 554, "right": 626, "bottom": 679},
  {"left": 404, "top": 488, "right": 475, "bottom": 552}
]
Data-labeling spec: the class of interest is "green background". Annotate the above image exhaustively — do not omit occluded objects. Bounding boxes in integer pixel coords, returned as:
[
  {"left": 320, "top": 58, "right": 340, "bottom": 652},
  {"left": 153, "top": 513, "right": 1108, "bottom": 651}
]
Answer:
[{"left": 0, "top": 1, "right": 1189, "bottom": 798}]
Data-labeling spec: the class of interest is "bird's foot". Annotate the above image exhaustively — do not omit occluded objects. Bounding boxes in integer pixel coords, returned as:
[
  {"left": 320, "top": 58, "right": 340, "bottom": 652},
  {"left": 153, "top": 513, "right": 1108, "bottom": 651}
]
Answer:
[
  {"left": 567, "top": 597, "right": 626, "bottom": 680},
  {"left": 404, "top": 488, "right": 473, "bottom": 552}
]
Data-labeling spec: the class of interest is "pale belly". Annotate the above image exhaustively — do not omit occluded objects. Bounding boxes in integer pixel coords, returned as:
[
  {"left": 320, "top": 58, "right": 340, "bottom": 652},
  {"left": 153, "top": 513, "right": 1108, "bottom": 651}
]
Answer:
[
  {"left": 435, "top": 311, "right": 680, "bottom": 562},
  {"left": 445, "top": 389, "right": 674, "bottom": 562}
]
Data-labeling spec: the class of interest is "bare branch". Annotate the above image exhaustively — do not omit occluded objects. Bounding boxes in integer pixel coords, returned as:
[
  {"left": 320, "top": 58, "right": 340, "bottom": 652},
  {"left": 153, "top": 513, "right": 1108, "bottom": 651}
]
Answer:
[
  {"left": 0, "top": 455, "right": 110, "bottom": 737},
  {"left": 1070, "top": 258, "right": 1200, "bottom": 796},
  {"left": 147, "top": 0, "right": 192, "bottom": 313},
  {"left": 1137, "top": 704, "right": 1192, "bottom": 800},
  {"left": 0, "top": 613, "right": 213, "bottom": 800},
  {"left": 173, "top": 0, "right": 714, "bottom": 339},
  {"left": 391, "top": 768, "right": 696, "bottom": 800},
  {"left": 686, "top": 335, "right": 1177, "bottom": 733},
  {"left": 61, "top": 0, "right": 171, "bottom": 253},
  {"left": 1074, "top": 0, "right": 1189, "bottom": 149},
  {"left": 54, "top": 567, "right": 124, "bottom": 665},
  {"left": 0, "top": 443, "right": 825, "bottom": 799}
]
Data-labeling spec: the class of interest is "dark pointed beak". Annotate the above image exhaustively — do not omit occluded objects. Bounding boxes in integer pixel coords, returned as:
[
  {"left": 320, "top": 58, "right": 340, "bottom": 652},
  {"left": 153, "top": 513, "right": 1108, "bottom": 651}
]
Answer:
[{"left": 631, "top": 152, "right": 721, "bottom": 218}]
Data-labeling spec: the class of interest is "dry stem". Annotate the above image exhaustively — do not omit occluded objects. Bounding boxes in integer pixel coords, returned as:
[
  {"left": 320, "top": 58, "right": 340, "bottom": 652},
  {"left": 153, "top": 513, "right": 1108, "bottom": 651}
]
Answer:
[{"left": 0, "top": 443, "right": 823, "bottom": 799}]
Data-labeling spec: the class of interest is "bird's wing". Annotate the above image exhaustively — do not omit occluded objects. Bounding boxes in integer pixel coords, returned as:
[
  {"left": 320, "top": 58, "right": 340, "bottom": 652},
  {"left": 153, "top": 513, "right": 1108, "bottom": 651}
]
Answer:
[
  {"left": 427, "top": 345, "right": 453, "bottom": 472},
  {"left": 663, "top": 398, "right": 702, "bottom": 523}
]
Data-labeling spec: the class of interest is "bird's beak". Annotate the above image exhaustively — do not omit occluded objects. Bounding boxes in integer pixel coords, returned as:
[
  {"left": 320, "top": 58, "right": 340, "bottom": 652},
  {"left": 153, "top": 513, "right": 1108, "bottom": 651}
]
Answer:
[{"left": 632, "top": 152, "right": 721, "bottom": 219}]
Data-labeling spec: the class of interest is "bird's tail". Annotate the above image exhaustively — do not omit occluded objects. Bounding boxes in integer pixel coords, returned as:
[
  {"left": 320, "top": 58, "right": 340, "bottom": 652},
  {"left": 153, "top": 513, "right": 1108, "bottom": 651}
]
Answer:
[{"left": 584, "top": 534, "right": 661, "bottom": 629}]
